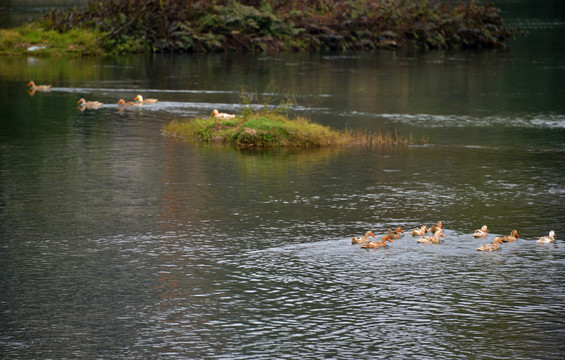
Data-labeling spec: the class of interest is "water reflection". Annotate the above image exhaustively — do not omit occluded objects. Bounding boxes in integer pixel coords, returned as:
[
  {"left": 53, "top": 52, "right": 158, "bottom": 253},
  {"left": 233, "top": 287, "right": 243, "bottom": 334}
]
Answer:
[{"left": 2, "top": 3, "right": 565, "bottom": 357}]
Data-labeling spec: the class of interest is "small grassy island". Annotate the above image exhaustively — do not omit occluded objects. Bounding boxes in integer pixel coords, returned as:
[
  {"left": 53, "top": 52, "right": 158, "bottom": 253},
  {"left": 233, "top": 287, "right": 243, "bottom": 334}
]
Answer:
[
  {"left": 163, "top": 108, "right": 411, "bottom": 148},
  {"left": 1, "top": 0, "right": 515, "bottom": 56}
]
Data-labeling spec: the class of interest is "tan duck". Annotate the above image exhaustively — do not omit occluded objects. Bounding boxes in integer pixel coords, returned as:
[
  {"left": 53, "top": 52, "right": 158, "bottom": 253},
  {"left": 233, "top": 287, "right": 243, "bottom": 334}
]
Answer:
[
  {"left": 117, "top": 99, "right": 141, "bottom": 107},
  {"left": 387, "top": 227, "right": 405, "bottom": 240},
  {"left": 351, "top": 231, "right": 376, "bottom": 245},
  {"left": 77, "top": 98, "right": 103, "bottom": 109},
  {"left": 417, "top": 229, "right": 445, "bottom": 244},
  {"left": 472, "top": 225, "right": 488, "bottom": 238},
  {"left": 134, "top": 94, "right": 158, "bottom": 104},
  {"left": 477, "top": 237, "right": 503, "bottom": 251},
  {"left": 361, "top": 235, "right": 393, "bottom": 249},
  {"left": 499, "top": 230, "right": 519, "bottom": 242},
  {"left": 536, "top": 230, "right": 556, "bottom": 243},
  {"left": 411, "top": 225, "right": 427, "bottom": 236},
  {"left": 428, "top": 221, "right": 444, "bottom": 234},
  {"left": 27, "top": 80, "right": 51, "bottom": 92},
  {"left": 211, "top": 109, "right": 236, "bottom": 119}
]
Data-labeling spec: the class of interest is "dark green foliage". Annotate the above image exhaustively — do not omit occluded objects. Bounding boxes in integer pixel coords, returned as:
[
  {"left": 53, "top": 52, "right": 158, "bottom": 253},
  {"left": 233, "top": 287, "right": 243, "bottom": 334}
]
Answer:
[{"left": 39, "top": 0, "right": 515, "bottom": 54}]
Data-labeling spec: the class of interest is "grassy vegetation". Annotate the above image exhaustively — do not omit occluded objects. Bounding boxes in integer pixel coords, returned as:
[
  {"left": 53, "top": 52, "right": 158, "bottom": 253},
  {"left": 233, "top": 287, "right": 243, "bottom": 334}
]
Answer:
[
  {"left": 163, "top": 108, "right": 411, "bottom": 148},
  {"left": 0, "top": 0, "right": 516, "bottom": 56},
  {"left": 0, "top": 24, "right": 102, "bottom": 56}
]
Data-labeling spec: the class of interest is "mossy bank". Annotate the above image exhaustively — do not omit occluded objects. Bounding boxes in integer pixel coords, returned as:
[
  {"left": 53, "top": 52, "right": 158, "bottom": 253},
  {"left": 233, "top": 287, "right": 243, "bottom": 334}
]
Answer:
[
  {"left": 163, "top": 110, "right": 411, "bottom": 148},
  {"left": 0, "top": 25, "right": 102, "bottom": 56},
  {"left": 1, "top": 0, "right": 516, "bottom": 56}
]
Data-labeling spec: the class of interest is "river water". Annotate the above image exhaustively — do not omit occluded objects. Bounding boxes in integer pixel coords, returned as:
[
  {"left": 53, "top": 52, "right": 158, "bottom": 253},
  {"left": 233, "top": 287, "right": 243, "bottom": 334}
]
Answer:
[{"left": 1, "top": 1, "right": 564, "bottom": 359}]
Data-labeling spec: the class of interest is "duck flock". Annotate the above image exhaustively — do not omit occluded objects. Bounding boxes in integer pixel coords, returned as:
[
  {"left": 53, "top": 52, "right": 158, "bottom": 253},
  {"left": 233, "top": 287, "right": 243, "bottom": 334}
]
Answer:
[
  {"left": 27, "top": 80, "right": 236, "bottom": 118},
  {"left": 352, "top": 222, "right": 557, "bottom": 251},
  {"left": 25, "top": 79, "right": 561, "bottom": 249}
]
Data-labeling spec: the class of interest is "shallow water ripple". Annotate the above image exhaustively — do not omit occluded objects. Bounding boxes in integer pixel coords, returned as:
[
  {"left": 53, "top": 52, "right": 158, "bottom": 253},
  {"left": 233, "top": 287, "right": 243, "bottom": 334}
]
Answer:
[{"left": 120, "top": 233, "right": 557, "bottom": 359}]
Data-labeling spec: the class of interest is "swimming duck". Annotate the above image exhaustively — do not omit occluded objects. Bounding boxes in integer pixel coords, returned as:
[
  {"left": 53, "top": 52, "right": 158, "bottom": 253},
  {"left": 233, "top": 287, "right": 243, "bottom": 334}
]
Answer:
[
  {"left": 361, "top": 235, "right": 393, "bottom": 249},
  {"left": 411, "top": 225, "right": 427, "bottom": 236},
  {"left": 117, "top": 99, "right": 141, "bottom": 107},
  {"left": 387, "top": 227, "right": 405, "bottom": 239},
  {"left": 536, "top": 230, "right": 556, "bottom": 243},
  {"left": 352, "top": 231, "right": 376, "bottom": 245},
  {"left": 499, "top": 230, "right": 519, "bottom": 242},
  {"left": 211, "top": 109, "right": 236, "bottom": 119},
  {"left": 417, "top": 229, "right": 445, "bottom": 244},
  {"left": 27, "top": 80, "right": 51, "bottom": 92},
  {"left": 77, "top": 98, "right": 103, "bottom": 109},
  {"left": 472, "top": 225, "right": 488, "bottom": 238},
  {"left": 134, "top": 95, "right": 158, "bottom": 104},
  {"left": 428, "top": 221, "right": 444, "bottom": 234},
  {"left": 477, "top": 237, "right": 503, "bottom": 251}
]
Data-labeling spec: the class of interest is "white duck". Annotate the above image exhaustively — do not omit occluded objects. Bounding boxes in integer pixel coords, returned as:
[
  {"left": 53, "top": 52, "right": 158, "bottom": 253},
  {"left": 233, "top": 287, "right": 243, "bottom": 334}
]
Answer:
[
  {"left": 134, "top": 94, "right": 158, "bottom": 104},
  {"left": 537, "top": 230, "right": 556, "bottom": 243},
  {"left": 211, "top": 109, "right": 235, "bottom": 118}
]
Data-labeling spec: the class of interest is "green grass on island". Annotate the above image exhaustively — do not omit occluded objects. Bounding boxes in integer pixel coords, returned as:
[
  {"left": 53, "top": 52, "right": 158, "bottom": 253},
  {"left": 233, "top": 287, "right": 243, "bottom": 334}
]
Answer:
[
  {"left": 0, "top": 24, "right": 102, "bottom": 56},
  {"left": 163, "top": 109, "right": 412, "bottom": 148}
]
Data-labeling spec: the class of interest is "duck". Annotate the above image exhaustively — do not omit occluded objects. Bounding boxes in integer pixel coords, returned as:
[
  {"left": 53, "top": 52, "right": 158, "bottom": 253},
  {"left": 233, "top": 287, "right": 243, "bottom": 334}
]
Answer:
[
  {"left": 536, "top": 230, "right": 556, "bottom": 243},
  {"left": 499, "top": 230, "right": 519, "bottom": 242},
  {"left": 134, "top": 94, "right": 158, "bottom": 104},
  {"left": 477, "top": 237, "right": 503, "bottom": 251},
  {"left": 117, "top": 99, "right": 141, "bottom": 107},
  {"left": 472, "top": 225, "right": 488, "bottom": 238},
  {"left": 211, "top": 109, "right": 236, "bottom": 119},
  {"left": 351, "top": 231, "right": 376, "bottom": 245},
  {"left": 411, "top": 225, "right": 427, "bottom": 236},
  {"left": 77, "top": 98, "right": 103, "bottom": 109},
  {"left": 417, "top": 229, "right": 445, "bottom": 244},
  {"left": 361, "top": 235, "right": 393, "bottom": 249},
  {"left": 27, "top": 80, "right": 51, "bottom": 92},
  {"left": 428, "top": 221, "right": 444, "bottom": 234},
  {"left": 387, "top": 227, "right": 405, "bottom": 240}
]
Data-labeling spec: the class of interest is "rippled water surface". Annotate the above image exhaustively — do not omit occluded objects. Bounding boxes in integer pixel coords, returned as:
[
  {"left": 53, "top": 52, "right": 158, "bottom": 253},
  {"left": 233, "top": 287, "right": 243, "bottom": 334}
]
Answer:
[{"left": 1, "top": 1, "right": 565, "bottom": 358}]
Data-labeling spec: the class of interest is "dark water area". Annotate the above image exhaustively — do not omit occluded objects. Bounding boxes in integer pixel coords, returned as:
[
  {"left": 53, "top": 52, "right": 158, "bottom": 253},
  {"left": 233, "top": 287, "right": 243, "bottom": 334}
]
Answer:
[{"left": 1, "top": 1, "right": 565, "bottom": 359}]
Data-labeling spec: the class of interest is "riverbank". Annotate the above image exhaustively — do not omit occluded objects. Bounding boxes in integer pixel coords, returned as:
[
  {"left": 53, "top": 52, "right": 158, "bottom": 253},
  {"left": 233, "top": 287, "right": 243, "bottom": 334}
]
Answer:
[
  {"left": 0, "top": 0, "right": 515, "bottom": 56},
  {"left": 0, "top": 24, "right": 101, "bottom": 56}
]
